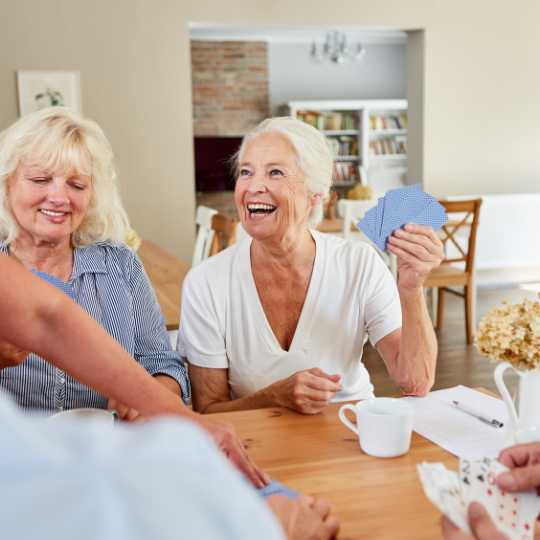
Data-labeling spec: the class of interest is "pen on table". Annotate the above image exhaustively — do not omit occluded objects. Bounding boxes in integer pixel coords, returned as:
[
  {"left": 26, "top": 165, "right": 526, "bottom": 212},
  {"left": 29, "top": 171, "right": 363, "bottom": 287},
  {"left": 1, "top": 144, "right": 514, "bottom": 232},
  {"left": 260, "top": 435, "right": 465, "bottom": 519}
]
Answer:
[{"left": 452, "top": 400, "right": 504, "bottom": 428}]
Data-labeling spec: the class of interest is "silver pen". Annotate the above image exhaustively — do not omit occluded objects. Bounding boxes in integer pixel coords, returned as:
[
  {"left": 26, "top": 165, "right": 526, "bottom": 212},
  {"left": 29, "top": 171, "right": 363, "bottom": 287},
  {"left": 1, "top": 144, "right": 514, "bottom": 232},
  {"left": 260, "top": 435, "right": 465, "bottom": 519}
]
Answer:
[{"left": 452, "top": 400, "right": 504, "bottom": 428}]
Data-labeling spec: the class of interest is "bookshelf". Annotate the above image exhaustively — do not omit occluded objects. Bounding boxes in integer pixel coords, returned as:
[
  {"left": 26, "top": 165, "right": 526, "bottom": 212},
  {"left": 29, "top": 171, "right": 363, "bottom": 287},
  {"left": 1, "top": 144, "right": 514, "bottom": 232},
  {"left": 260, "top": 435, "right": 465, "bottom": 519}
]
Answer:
[{"left": 288, "top": 99, "right": 408, "bottom": 191}]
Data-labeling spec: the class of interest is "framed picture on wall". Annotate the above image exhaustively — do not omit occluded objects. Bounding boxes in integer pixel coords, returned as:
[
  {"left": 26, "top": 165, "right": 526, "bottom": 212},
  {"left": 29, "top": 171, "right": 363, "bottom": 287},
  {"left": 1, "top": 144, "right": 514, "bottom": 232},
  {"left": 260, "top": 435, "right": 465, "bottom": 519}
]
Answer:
[{"left": 16, "top": 70, "right": 81, "bottom": 116}]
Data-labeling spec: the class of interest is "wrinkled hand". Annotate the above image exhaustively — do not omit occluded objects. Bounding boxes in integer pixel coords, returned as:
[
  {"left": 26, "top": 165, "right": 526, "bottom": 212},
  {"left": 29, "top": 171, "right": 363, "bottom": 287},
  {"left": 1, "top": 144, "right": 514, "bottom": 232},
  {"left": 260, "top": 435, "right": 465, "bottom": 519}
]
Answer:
[
  {"left": 269, "top": 368, "right": 342, "bottom": 415},
  {"left": 198, "top": 416, "right": 269, "bottom": 489},
  {"left": 441, "top": 502, "right": 508, "bottom": 539},
  {"left": 267, "top": 494, "right": 340, "bottom": 540},
  {"left": 387, "top": 223, "right": 444, "bottom": 290},
  {"left": 107, "top": 397, "right": 140, "bottom": 422},
  {"left": 0, "top": 340, "right": 29, "bottom": 369},
  {"left": 497, "top": 442, "right": 540, "bottom": 497}
]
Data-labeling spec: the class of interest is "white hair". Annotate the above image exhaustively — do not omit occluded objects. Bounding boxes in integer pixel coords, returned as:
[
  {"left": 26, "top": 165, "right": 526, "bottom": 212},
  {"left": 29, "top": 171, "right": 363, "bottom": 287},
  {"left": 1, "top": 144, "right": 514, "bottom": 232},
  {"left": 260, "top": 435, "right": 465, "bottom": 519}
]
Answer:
[
  {"left": 235, "top": 117, "right": 334, "bottom": 227},
  {"left": 0, "top": 107, "right": 130, "bottom": 246}
]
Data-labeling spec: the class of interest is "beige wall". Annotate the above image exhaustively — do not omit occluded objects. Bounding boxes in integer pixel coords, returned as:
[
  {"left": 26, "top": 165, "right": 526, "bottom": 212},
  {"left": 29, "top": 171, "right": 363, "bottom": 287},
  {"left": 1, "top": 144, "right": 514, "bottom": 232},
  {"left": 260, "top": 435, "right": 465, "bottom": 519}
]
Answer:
[{"left": 1, "top": 0, "right": 539, "bottom": 260}]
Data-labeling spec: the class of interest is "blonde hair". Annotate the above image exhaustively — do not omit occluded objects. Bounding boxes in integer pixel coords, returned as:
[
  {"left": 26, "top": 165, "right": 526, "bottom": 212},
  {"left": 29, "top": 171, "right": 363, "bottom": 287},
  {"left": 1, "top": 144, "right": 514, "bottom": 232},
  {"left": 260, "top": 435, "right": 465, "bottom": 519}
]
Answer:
[
  {"left": 235, "top": 117, "right": 334, "bottom": 227},
  {"left": 0, "top": 107, "right": 131, "bottom": 246}
]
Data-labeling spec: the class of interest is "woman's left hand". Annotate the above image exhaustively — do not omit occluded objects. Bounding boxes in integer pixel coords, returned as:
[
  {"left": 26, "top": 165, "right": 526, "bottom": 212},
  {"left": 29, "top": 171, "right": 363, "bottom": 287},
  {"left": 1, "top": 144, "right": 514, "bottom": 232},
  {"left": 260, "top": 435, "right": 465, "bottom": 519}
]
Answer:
[{"left": 387, "top": 223, "right": 444, "bottom": 290}]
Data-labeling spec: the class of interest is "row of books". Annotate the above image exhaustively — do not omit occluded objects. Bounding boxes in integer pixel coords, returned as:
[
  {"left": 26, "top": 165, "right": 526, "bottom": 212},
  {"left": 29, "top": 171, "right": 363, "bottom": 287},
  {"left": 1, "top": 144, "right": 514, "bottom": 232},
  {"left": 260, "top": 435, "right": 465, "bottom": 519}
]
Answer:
[
  {"left": 328, "top": 136, "right": 358, "bottom": 157},
  {"left": 369, "top": 113, "right": 408, "bottom": 131},
  {"left": 334, "top": 162, "right": 360, "bottom": 185},
  {"left": 369, "top": 137, "right": 407, "bottom": 155},
  {"left": 298, "top": 110, "right": 358, "bottom": 131}
]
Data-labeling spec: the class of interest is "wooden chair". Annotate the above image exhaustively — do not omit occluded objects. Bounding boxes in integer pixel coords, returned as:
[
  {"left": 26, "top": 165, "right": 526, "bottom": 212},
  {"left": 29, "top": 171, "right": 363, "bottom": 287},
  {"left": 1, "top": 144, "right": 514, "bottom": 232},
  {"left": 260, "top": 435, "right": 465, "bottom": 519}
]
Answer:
[
  {"left": 192, "top": 206, "right": 237, "bottom": 266},
  {"left": 208, "top": 213, "right": 237, "bottom": 256},
  {"left": 337, "top": 198, "right": 377, "bottom": 240},
  {"left": 192, "top": 205, "right": 218, "bottom": 266},
  {"left": 424, "top": 199, "right": 482, "bottom": 344}
]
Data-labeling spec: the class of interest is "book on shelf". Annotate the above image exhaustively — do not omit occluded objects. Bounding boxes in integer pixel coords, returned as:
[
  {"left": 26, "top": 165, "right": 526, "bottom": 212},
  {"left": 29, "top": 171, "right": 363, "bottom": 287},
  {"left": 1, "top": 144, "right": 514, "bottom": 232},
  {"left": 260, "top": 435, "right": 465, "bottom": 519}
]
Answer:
[
  {"left": 369, "top": 137, "right": 407, "bottom": 156},
  {"left": 369, "top": 113, "right": 408, "bottom": 131},
  {"left": 333, "top": 161, "right": 359, "bottom": 185},
  {"left": 298, "top": 110, "right": 358, "bottom": 131},
  {"left": 328, "top": 136, "right": 358, "bottom": 157}
]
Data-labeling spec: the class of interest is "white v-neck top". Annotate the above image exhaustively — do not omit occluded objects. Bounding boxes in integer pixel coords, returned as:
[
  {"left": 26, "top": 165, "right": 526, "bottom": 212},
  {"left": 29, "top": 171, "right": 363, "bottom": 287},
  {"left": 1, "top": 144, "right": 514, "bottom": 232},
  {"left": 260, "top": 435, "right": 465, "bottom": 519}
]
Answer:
[{"left": 178, "top": 231, "right": 402, "bottom": 401}]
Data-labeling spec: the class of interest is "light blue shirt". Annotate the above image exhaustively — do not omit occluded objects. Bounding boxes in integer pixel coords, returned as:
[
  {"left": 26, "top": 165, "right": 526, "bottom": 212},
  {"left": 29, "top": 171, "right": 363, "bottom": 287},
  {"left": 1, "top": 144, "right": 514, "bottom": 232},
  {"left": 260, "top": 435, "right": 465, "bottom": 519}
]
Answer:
[
  {"left": 0, "top": 241, "right": 190, "bottom": 411},
  {"left": 0, "top": 391, "right": 284, "bottom": 540}
]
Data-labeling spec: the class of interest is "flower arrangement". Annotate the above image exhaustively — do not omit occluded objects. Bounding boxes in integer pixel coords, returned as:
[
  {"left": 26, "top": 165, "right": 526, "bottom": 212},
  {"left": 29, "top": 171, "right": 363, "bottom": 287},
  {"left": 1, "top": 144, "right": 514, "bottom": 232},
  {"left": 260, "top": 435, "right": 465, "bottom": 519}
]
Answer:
[{"left": 475, "top": 294, "right": 540, "bottom": 370}]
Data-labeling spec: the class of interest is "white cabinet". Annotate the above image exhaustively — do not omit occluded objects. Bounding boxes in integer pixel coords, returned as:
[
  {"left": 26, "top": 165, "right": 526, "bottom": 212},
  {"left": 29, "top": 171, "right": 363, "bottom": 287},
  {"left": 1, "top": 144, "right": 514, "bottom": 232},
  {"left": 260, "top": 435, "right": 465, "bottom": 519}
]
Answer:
[{"left": 288, "top": 99, "right": 407, "bottom": 193}]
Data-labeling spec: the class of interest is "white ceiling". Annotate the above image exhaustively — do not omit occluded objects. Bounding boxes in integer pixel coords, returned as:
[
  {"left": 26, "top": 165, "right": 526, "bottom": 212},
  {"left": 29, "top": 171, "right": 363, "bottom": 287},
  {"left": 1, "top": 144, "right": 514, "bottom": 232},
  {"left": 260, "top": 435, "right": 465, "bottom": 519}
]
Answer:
[{"left": 189, "top": 23, "right": 408, "bottom": 45}]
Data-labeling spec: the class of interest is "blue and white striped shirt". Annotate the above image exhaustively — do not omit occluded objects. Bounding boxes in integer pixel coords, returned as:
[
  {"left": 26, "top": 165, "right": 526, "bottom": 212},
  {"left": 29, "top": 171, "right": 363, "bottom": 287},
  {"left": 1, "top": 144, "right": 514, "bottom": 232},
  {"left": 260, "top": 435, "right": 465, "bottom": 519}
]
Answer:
[{"left": 0, "top": 241, "right": 190, "bottom": 412}]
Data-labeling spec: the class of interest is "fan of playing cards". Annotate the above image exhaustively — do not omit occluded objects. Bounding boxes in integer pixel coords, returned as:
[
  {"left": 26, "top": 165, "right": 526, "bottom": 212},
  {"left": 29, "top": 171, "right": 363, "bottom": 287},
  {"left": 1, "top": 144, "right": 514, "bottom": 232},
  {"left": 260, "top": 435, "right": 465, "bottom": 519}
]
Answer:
[
  {"left": 357, "top": 184, "right": 448, "bottom": 252},
  {"left": 418, "top": 458, "right": 540, "bottom": 539}
]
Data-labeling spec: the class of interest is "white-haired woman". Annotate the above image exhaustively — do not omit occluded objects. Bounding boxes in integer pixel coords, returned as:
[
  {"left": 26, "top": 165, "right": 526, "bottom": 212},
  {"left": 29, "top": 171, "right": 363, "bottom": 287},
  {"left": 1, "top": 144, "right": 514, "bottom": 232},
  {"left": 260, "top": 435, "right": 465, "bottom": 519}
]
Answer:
[
  {"left": 0, "top": 107, "right": 189, "bottom": 419},
  {"left": 179, "top": 116, "right": 444, "bottom": 415}
]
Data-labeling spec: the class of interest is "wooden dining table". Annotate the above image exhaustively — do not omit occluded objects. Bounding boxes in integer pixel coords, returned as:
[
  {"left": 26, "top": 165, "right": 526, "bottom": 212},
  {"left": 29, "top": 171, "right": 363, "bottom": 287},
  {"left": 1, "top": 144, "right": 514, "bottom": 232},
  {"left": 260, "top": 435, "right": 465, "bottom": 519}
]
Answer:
[
  {"left": 138, "top": 239, "right": 190, "bottom": 330},
  {"left": 214, "top": 400, "right": 540, "bottom": 540}
]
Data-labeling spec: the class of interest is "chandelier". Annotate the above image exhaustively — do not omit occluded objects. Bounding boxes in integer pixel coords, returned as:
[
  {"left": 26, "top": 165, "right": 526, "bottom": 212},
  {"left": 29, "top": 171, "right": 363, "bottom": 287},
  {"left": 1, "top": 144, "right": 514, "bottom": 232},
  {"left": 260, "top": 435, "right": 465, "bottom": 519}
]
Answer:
[{"left": 310, "top": 31, "right": 366, "bottom": 64}]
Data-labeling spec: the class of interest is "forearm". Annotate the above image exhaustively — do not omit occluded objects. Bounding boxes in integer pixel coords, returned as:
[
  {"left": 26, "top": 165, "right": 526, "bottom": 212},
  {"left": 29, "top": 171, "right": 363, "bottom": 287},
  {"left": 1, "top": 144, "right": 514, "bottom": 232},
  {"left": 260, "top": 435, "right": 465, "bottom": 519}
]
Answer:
[
  {"left": 154, "top": 374, "right": 181, "bottom": 396},
  {"left": 2, "top": 265, "right": 194, "bottom": 419},
  {"left": 393, "top": 287, "right": 437, "bottom": 395},
  {"left": 196, "top": 386, "right": 277, "bottom": 414},
  {"left": 44, "top": 298, "right": 198, "bottom": 418}
]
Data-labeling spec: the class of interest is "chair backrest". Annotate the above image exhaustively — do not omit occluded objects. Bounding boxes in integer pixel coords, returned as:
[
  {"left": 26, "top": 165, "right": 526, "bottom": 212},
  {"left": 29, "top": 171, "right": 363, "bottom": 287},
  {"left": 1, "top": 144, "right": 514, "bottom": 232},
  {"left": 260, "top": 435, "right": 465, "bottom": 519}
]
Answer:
[
  {"left": 337, "top": 199, "right": 377, "bottom": 239},
  {"left": 438, "top": 199, "right": 482, "bottom": 273},
  {"left": 208, "top": 213, "right": 237, "bottom": 257},
  {"left": 192, "top": 206, "right": 218, "bottom": 266}
]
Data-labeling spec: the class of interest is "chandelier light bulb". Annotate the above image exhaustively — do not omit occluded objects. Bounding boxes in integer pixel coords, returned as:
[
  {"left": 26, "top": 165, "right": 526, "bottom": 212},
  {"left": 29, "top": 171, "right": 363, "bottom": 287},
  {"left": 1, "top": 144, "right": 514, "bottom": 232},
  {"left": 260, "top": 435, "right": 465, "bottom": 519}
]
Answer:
[{"left": 310, "top": 31, "right": 366, "bottom": 64}]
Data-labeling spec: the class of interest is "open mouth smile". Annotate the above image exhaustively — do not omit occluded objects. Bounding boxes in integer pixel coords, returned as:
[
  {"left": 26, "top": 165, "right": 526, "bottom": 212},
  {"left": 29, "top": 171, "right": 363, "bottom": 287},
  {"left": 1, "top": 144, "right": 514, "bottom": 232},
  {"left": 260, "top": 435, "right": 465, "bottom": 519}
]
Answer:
[
  {"left": 39, "top": 209, "right": 69, "bottom": 218},
  {"left": 38, "top": 208, "right": 71, "bottom": 223},
  {"left": 246, "top": 202, "right": 277, "bottom": 218}
]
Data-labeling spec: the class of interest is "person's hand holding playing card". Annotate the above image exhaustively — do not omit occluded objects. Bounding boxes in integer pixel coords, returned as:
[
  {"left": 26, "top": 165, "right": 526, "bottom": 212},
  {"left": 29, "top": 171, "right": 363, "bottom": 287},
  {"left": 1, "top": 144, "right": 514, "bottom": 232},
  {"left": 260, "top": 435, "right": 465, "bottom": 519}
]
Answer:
[
  {"left": 387, "top": 223, "right": 444, "bottom": 290},
  {"left": 441, "top": 442, "right": 540, "bottom": 540},
  {"left": 358, "top": 185, "right": 445, "bottom": 397}
]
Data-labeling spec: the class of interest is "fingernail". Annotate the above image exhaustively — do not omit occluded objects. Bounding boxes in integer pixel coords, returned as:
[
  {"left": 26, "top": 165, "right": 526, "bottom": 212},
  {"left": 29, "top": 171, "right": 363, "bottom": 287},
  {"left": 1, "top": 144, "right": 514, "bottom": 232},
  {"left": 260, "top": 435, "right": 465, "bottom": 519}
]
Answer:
[
  {"left": 469, "top": 502, "right": 484, "bottom": 519},
  {"left": 497, "top": 472, "right": 517, "bottom": 490}
]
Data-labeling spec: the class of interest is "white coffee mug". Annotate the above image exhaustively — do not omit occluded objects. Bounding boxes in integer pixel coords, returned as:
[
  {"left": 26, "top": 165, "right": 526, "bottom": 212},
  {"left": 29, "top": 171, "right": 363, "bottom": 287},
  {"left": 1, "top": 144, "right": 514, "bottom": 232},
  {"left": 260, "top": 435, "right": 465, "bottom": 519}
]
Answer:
[{"left": 338, "top": 398, "right": 414, "bottom": 458}]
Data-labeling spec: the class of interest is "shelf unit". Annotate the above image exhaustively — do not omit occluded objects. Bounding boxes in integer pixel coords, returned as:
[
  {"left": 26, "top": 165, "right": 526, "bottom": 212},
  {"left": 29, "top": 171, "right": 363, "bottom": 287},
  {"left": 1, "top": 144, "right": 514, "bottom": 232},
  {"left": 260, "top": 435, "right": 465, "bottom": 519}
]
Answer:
[{"left": 288, "top": 99, "right": 408, "bottom": 192}]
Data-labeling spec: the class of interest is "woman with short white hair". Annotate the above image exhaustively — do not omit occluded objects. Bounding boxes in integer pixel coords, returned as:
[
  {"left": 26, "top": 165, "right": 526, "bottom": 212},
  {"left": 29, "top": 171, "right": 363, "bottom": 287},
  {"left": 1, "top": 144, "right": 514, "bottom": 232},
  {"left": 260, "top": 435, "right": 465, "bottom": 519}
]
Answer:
[
  {"left": 0, "top": 107, "right": 189, "bottom": 418},
  {"left": 179, "top": 116, "right": 444, "bottom": 414}
]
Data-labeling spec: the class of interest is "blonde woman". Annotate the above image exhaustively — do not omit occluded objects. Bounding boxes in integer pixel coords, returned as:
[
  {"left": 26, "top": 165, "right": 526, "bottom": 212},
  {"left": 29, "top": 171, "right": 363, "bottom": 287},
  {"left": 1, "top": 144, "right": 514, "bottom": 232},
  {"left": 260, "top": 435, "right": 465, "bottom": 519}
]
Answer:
[{"left": 0, "top": 107, "right": 189, "bottom": 418}]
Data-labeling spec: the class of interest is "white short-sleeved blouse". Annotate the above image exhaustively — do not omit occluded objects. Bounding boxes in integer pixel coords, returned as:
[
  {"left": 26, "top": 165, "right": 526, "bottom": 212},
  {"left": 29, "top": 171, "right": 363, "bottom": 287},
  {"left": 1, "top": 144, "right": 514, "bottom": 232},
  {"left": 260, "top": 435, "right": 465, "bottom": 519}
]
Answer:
[{"left": 178, "top": 231, "right": 402, "bottom": 401}]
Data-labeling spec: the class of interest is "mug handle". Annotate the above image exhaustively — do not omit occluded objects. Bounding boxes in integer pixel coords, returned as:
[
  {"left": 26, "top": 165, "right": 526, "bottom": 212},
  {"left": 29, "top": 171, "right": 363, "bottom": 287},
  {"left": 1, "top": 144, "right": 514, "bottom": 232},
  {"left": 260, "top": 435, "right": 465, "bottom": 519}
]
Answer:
[
  {"left": 338, "top": 404, "right": 358, "bottom": 435},
  {"left": 494, "top": 361, "right": 519, "bottom": 430}
]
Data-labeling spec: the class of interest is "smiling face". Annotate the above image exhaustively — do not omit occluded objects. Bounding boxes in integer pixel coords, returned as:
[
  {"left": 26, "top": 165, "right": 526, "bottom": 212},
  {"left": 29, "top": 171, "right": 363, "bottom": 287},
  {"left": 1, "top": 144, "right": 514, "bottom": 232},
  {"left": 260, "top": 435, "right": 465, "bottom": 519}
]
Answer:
[
  {"left": 234, "top": 132, "right": 316, "bottom": 242},
  {"left": 7, "top": 158, "right": 92, "bottom": 246}
]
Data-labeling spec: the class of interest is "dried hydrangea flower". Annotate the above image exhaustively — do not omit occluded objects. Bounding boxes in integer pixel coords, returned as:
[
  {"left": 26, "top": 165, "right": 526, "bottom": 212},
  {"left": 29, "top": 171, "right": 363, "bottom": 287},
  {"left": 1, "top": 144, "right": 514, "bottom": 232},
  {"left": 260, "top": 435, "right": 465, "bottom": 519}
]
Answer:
[{"left": 475, "top": 294, "right": 540, "bottom": 371}]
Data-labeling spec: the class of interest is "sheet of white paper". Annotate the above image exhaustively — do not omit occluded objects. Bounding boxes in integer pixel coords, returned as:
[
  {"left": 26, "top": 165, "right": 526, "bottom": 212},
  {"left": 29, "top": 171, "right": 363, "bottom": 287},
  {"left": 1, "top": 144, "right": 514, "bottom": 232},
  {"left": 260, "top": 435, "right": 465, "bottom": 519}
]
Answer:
[{"left": 402, "top": 386, "right": 511, "bottom": 458}]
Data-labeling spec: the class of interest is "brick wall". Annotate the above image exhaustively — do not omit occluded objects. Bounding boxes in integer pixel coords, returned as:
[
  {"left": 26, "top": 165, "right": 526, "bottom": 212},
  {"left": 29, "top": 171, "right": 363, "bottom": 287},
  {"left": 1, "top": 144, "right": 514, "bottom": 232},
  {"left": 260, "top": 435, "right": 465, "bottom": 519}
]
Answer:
[{"left": 191, "top": 41, "right": 270, "bottom": 136}]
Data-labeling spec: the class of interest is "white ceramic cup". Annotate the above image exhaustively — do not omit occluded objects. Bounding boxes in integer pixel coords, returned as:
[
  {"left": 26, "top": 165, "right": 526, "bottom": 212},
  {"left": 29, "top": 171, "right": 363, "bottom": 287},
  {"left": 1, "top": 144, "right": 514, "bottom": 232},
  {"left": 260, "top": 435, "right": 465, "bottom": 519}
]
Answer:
[
  {"left": 338, "top": 398, "right": 414, "bottom": 458},
  {"left": 48, "top": 408, "right": 116, "bottom": 425}
]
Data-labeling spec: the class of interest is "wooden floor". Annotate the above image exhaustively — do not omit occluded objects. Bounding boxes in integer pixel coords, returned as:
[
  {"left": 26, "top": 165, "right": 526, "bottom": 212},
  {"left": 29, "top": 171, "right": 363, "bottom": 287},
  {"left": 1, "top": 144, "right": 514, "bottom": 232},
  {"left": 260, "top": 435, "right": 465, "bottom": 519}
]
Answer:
[{"left": 363, "top": 284, "right": 540, "bottom": 397}]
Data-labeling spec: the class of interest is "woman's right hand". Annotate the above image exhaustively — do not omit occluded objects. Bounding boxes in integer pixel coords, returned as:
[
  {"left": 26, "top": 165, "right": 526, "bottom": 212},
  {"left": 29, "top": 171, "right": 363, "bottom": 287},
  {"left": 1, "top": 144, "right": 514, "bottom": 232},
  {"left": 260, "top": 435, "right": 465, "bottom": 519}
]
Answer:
[
  {"left": 267, "top": 494, "right": 340, "bottom": 540},
  {"left": 269, "top": 368, "right": 342, "bottom": 414},
  {"left": 0, "top": 340, "right": 28, "bottom": 369}
]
